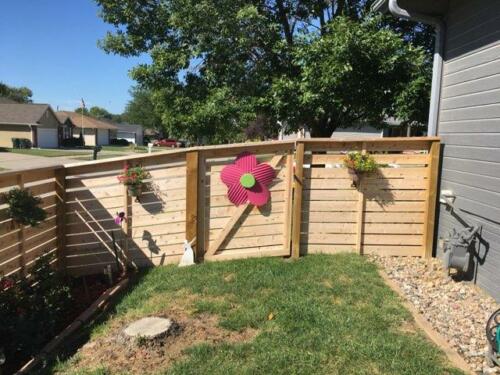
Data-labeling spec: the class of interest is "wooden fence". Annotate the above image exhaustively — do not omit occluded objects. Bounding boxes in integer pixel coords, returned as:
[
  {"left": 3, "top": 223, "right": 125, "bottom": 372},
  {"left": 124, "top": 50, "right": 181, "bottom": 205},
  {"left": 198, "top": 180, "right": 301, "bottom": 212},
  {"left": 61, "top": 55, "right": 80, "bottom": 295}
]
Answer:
[{"left": 0, "top": 137, "right": 440, "bottom": 277}]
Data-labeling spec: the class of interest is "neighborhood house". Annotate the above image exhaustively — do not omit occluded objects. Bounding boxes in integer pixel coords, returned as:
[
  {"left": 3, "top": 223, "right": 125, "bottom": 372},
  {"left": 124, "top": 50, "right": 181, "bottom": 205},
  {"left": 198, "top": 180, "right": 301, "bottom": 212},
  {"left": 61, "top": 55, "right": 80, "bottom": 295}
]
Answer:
[
  {"left": 375, "top": 0, "right": 500, "bottom": 300},
  {"left": 0, "top": 103, "right": 61, "bottom": 148},
  {"left": 0, "top": 103, "right": 120, "bottom": 148},
  {"left": 56, "top": 111, "right": 117, "bottom": 146},
  {"left": 111, "top": 122, "right": 144, "bottom": 145}
]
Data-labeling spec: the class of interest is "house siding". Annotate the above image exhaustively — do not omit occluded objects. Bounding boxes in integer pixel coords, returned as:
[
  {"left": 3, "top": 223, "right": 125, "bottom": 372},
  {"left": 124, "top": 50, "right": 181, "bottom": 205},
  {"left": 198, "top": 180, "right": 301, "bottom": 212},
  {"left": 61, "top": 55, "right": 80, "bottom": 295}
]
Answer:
[
  {"left": 437, "top": 0, "right": 500, "bottom": 301},
  {"left": 0, "top": 124, "right": 32, "bottom": 148},
  {"left": 38, "top": 109, "right": 60, "bottom": 129},
  {"left": 83, "top": 128, "right": 96, "bottom": 146},
  {"left": 331, "top": 125, "right": 383, "bottom": 138}
]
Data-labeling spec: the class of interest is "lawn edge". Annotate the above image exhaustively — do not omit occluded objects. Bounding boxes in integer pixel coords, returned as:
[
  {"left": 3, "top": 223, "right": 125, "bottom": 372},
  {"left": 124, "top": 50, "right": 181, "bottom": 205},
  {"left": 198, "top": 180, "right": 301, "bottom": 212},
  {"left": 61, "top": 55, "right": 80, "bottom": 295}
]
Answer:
[
  {"left": 16, "top": 277, "right": 130, "bottom": 374},
  {"left": 378, "top": 269, "right": 473, "bottom": 375}
]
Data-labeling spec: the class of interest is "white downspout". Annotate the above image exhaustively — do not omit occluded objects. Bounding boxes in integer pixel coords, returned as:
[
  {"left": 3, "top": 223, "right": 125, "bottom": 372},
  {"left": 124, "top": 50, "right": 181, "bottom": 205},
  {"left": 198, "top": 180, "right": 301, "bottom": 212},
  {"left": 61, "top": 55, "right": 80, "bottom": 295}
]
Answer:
[{"left": 388, "top": 0, "right": 445, "bottom": 136}]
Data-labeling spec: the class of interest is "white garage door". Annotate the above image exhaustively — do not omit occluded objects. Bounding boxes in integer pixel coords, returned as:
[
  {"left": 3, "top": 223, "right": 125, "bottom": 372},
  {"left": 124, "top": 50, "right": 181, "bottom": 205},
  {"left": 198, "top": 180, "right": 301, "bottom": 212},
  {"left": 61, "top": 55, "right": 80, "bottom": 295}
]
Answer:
[
  {"left": 117, "top": 131, "right": 136, "bottom": 144},
  {"left": 37, "top": 128, "right": 58, "bottom": 148},
  {"left": 97, "top": 129, "right": 109, "bottom": 145}
]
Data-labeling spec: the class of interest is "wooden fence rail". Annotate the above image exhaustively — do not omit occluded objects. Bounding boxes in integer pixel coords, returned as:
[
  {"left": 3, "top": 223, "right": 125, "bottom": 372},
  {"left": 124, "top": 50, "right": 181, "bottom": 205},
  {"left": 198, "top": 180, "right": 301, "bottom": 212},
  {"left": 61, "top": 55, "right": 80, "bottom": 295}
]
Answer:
[{"left": 0, "top": 137, "right": 440, "bottom": 278}]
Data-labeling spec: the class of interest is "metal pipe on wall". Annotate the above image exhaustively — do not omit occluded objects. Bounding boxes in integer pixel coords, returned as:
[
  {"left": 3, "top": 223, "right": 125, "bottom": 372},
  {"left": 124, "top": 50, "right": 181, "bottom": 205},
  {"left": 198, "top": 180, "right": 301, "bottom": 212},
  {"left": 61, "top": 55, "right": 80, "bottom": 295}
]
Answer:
[{"left": 388, "top": 0, "right": 445, "bottom": 136}]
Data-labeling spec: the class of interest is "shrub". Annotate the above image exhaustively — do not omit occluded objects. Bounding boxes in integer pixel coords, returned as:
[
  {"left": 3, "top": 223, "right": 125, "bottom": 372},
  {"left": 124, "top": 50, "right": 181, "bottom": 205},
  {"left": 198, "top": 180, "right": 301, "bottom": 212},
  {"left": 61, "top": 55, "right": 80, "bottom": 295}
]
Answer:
[
  {"left": 0, "top": 253, "right": 73, "bottom": 372},
  {"left": 11, "top": 138, "right": 32, "bottom": 149},
  {"left": 19, "top": 138, "right": 32, "bottom": 149},
  {"left": 4, "top": 188, "right": 47, "bottom": 226},
  {"left": 61, "top": 137, "right": 84, "bottom": 147},
  {"left": 343, "top": 152, "right": 378, "bottom": 173},
  {"left": 110, "top": 138, "right": 130, "bottom": 146},
  {"left": 11, "top": 138, "right": 20, "bottom": 148}
]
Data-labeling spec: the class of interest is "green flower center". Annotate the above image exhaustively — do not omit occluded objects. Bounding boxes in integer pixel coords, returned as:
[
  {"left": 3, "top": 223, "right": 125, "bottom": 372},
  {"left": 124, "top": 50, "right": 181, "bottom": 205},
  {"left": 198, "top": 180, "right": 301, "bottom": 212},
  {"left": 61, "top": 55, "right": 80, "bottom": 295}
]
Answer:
[{"left": 240, "top": 173, "right": 256, "bottom": 188}]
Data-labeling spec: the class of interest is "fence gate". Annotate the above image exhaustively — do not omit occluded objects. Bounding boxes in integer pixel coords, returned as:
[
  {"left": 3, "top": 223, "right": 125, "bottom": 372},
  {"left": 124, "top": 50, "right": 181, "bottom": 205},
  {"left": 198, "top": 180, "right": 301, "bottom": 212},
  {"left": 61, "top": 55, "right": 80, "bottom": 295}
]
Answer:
[{"left": 198, "top": 143, "right": 295, "bottom": 261}]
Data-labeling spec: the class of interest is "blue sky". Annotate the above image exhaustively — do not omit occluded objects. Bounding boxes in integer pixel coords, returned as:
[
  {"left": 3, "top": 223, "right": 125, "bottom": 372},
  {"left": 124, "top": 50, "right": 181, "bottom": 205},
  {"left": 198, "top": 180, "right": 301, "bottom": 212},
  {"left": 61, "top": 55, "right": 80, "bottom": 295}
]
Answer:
[{"left": 0, "top": 0, "right": 148, "bottom": 113}]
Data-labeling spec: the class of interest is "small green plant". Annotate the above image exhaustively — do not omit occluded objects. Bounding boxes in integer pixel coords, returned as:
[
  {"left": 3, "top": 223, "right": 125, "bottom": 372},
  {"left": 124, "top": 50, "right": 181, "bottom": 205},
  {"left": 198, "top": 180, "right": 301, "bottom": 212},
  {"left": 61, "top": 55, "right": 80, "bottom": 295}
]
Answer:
[
  {"left": 0, "top": 252, "right": 73, "bottom": 373},
  {"left": 4, "top": 188, "right": 47, "bottom": 226},
  {"left": 343, "top": 151, "right": 378, "bottom": 173}
]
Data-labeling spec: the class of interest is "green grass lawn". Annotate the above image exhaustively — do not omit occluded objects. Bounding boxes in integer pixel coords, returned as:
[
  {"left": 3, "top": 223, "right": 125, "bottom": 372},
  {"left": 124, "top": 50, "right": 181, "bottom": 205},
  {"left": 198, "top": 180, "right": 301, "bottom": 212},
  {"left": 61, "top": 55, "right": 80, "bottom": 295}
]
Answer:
[
  {"left": 100, "top": 145, "right": 146, "bottom": 153},
  {"left": 51, "top": 255, "right": 462, "bottom": 375},
  {"left": 1, "top": 148, "right": 91, "bottom": 157},
  {"left": 69, "top": 153, "right": 128, "bottom": 162},
  {"left": 101, "top": 145, "right": 161, "bottom": 153}
]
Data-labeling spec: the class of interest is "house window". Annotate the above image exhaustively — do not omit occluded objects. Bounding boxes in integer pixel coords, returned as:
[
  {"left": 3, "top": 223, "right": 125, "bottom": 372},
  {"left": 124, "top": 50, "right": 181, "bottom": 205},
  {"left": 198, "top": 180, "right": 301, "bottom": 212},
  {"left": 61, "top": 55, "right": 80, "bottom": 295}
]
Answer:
[{"left": 63, "top": 126, "right": 72, "bottom": 139}]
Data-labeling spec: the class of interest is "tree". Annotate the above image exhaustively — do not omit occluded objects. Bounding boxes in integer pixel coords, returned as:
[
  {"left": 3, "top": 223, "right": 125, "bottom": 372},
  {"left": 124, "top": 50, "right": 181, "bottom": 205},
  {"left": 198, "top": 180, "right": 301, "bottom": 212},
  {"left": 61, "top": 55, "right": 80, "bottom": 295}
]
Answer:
[
  {"left": 122, "top": 87, "right": 162, "bottom": 131},
  {"left": 0, "top": 82, "right": 33, "bottom": 103},
  {"left": 75, "top": 106, "right": 123, "bottom": 123},
  {"left": 271, "top": 17, "right": 431, "bottom": 136},
  {"left": 74, "top": 107, "right": 89, "bottom": 115},
  {"left": 96, "top": 0, "right": 433, "bottom": 142}
]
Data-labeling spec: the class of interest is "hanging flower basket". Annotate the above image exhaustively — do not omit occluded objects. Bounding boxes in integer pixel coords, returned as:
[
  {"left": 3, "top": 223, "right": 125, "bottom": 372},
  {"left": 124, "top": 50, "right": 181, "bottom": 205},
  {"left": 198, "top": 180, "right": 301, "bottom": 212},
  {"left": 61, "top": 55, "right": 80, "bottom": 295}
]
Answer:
[
  {"left": 127, "top": 184, "right": 142, "bottom": 197},
  {"left": 220, "top": 152, "right": 275, "bottom": 206},
  {"left": 343, "top": 152, "right": 378, "bottom": 188},
  {"left": 117, "top": 164, "right": 147, "bottom": 199}
]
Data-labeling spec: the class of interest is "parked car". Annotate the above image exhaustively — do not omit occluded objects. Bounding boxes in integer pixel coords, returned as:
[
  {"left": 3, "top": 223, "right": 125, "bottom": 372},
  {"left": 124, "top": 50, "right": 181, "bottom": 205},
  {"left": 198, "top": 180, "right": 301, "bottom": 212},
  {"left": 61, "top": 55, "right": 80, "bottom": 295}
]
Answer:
[{"left": 153, "top": 139, "right": 180, "bottom": 148}]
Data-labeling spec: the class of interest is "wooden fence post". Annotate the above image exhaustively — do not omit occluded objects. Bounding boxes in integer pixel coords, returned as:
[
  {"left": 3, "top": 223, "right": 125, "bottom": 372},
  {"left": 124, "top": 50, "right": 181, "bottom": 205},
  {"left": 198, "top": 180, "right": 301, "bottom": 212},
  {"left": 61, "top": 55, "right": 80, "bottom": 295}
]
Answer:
[
  {"left": 355, "top": 142, "right": 367, "bottom": 255},
  {"left": 291, "top": 142, "right": 304, "bottom": 258},
  {"left": 283, "top": 149, "right": 294, "bottom": 254},
  {"left": 423, "top": 140, "right": 441, "bottom": 258},
  {"left": 122, "top": 164, "right": 132, "bottom": 271},
  {"left": 186, "top": 150, "right": 199, "bottom": 260},
  {"left": 196, "top": 151, "right": 206, "bottom": 260},
  {"left": 16, "top": 173, "right": 26, "bottom": 275},
  {"left": 55, "top": 167, "right": 67, "bottom": 273}
]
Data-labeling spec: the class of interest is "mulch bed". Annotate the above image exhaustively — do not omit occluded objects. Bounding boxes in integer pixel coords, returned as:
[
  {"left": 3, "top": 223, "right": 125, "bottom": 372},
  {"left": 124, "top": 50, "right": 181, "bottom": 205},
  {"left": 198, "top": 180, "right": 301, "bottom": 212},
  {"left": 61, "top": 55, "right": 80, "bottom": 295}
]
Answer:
[{"left": 370, "top": 255, "right": 499, "bottom": 374}]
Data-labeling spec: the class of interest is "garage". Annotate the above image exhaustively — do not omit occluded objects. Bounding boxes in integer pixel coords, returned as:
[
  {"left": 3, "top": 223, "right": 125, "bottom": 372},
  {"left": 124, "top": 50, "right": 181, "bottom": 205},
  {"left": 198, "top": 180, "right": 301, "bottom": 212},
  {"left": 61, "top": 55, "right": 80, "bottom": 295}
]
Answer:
[
  {"left": 97, "top": 129, "right": 109, "bottom": 145},
  {"left": 37, "top": 127, "right": 59, "bottom": 148}
]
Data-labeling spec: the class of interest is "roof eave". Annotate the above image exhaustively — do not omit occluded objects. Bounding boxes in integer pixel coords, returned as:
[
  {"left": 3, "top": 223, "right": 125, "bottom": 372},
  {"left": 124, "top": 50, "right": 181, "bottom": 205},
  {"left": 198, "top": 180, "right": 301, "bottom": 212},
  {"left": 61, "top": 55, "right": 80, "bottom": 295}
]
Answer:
[{"left": 0, "top": 121, "right": 40, "bottom": 126}]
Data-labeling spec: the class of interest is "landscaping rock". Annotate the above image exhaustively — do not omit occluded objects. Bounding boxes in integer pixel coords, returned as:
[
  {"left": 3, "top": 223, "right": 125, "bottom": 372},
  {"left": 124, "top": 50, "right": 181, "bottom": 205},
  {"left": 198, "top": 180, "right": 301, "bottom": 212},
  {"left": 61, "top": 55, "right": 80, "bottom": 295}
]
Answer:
[
  {"left": 369, "top": 255, "right": 500, "bottom": 374},
  {"left": 124, "top": 317, "right": 174, "bottom": 340}
]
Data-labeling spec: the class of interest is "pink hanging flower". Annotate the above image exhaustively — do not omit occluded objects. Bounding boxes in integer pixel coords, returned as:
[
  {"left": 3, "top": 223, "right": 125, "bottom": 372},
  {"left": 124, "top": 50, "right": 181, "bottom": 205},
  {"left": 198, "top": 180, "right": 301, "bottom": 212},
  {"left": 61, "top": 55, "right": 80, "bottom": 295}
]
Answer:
[
  {"left": 221, "top": 152, "right": 275, "bottom": 206},
  {"left": 114, "top": 212, "right": 126, "bottom": 225}
]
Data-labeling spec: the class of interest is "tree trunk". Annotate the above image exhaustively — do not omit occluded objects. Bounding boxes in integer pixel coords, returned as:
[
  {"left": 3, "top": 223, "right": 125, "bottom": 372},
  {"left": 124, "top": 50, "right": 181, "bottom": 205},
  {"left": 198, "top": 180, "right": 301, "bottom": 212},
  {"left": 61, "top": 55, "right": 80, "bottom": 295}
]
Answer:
[
  {"left": 309, "top": 118, "right": 337, "bottom": 138},
  {"left": 276, "top": 0, "right": 293, "bottom": 46}
]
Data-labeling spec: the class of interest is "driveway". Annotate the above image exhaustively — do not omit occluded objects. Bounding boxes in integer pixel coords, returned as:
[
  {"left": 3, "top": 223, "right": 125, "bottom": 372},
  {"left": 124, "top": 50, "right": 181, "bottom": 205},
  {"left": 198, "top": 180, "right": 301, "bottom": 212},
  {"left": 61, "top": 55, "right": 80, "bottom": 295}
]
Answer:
[{"left": 0, "top": 152, "right": 78, "bottom": 171}]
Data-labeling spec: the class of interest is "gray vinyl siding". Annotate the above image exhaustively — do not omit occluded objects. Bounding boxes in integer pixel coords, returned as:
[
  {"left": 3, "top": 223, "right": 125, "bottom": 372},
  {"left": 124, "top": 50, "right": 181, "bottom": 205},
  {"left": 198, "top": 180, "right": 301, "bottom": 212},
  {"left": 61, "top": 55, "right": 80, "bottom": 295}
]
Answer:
[
  {"left": 437, "top": 0, "right": 500, "bottom": 300},
  {"left": 437, "top": 0, "right": 500, "bottom": 301}
]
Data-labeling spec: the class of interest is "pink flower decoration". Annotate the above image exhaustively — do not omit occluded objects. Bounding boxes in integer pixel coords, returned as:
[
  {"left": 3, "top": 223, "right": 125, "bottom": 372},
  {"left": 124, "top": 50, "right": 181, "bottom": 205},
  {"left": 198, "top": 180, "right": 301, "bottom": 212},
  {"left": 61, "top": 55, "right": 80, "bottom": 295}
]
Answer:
[
  {"left": 114, "top": 212, "right": 126, "bottom": 225},
  {"left": 221, "top": 152, "right": 275, "bottom": 206}
]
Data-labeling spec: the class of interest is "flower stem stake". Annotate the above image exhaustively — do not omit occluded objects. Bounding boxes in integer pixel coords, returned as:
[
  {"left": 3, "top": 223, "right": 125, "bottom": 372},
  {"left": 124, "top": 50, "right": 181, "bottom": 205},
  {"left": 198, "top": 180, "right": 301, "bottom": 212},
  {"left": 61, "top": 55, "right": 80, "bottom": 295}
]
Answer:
[{"left": 221, "top": 152, "right": 276, "bottom": 206}]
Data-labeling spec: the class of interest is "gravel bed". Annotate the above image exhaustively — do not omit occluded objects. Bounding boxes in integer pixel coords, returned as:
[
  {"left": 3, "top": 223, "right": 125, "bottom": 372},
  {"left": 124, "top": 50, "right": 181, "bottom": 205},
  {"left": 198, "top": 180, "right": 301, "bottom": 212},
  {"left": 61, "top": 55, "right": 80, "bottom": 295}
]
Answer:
[{"left": 370, "top": 255, "right": 499, "bottom": 374}]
